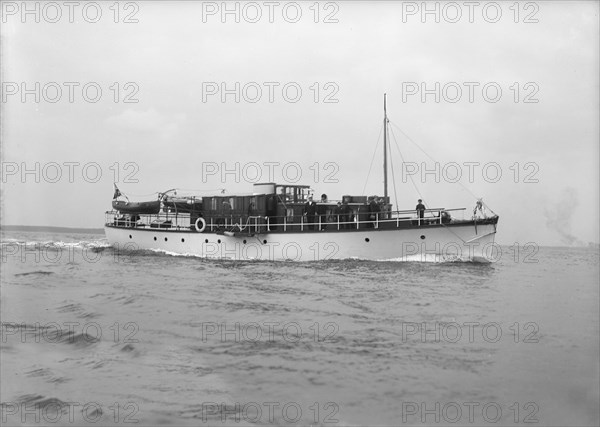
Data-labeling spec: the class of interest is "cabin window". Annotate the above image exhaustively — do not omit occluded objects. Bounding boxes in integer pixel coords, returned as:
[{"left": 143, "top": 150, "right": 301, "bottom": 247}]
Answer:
[
  {"left": 300, "top": 188, "right": 309, "bottom": 202},
  {"left": 286, "top": 187, "right": 294, "bottom": 202},
  {"left": 286, "top": 208, "right": 294, "bottom": 222},
  {"left": 229, "top": 197, "right": 235, "bottom": 210},
  {"left": 211, "top": 198, "right": 217, "bottom": 211}
]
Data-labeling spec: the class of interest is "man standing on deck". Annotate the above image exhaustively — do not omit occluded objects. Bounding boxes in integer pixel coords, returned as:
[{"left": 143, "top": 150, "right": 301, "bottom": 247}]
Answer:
[
  {"left": 368, "top": 196, "right": 380, "bottom": 228},
  {"left": 340, "top": 197, "right": 353, "bottom": 229},
  {"left": 416, "top": 199, "right": 426, "bottom": 225},
  {"left": 303, "top": 196, "right": 318, "bottom": 230},
  {"left": 317, "top": 194, "right": 328, "bottom": 230}
]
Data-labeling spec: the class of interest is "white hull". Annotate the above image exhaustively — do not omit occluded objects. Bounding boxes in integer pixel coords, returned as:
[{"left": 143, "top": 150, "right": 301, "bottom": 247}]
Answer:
[{"left": 105, "top": 222, "right": 498, "bottom": 262}]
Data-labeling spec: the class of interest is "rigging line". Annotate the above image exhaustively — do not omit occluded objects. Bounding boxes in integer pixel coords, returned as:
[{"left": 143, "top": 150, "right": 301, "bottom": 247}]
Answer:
[
  {"left": 440, "top": 222, "right": 467, "bottom": 243},
  {"left": 389, "top": 120, "right": 438, "bottom": 163},
  {"left": 481, "top": 200, "right": 497, "bottom": 217},
  {"left": 388, "top": 124, "right": 426, "bottom": 206},
  {"left": 362, "top": 123, "right": 384, "bottom": 195},
  {"left": 386, "top": 126, "right": 468, "bottom": 244},
  {"left": 389, "top": 119, "right": 489, "bottom": 203}
]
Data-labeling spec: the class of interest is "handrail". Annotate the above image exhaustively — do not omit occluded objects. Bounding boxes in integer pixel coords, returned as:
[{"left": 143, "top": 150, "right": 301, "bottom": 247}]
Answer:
[
  {"left": 105, "top": 207, "right": 464, "bottom": 218},
  {"left": 105, "top": 206, "right": 464, "bottom": 232}
]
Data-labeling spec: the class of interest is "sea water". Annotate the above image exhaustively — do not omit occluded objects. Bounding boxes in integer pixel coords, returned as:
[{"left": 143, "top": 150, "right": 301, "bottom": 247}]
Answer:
[{"left": 1, "top": 229, "right": 598, "bottom": 426}]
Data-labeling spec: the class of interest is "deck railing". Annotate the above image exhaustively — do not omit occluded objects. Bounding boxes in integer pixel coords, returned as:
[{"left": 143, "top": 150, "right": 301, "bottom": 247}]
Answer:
[{"left": 105, "top": 207, "right": 466, "bottom": 233}]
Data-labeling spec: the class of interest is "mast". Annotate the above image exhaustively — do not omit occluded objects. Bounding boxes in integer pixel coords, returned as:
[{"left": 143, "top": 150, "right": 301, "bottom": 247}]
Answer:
[{"left": 383, "top": 93, "right": 388, "bottom": 201}]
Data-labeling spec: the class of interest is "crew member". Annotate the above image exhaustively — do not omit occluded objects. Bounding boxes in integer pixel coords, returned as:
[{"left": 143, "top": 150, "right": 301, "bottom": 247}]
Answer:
[
  {"left": 416, "top": 199, "right": 426, "bottom": 225},
  {"left": 317, "top": 194, "right": 328, "bottom": 230},
  {"left": 368, "top": 196, "right": 380, "bottom": 228},
  {"left": 303, "top": 196, "right": 318, "bottom": 230},
  {"left": 340, "top": 198, "right": 353, "bottom": 229},
  {"left": 334, "top": 202, "right": 343, "bottom": 229}
]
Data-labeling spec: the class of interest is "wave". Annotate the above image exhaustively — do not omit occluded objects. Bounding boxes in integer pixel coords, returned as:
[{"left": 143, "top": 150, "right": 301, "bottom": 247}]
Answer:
[
  {"left": 105, "top": 247, "right": 484, "bottom": 264},
  {"left": 1, "top": 239, "right": 111, "bottom": 249},
  {"left": 2, "top": 237, "right": 489, "bottom": 266},
  {"left": 14, "top": 271, "right": 55, "bottom": 277},
  {"left": 379, "top": 253, "right": 491, "bottom": 263},
  {"left": 25, "top": 368, "right": 70, "bottom": 384},
  {"left": 6, "top": 394, "right": 72, "bottom": 411}
]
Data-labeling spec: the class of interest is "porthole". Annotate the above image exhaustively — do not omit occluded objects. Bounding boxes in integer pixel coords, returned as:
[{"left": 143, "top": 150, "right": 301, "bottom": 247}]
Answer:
[
  {"left": 365, "top": 238, "right": 370, "bottom": 242},
  {"left": 153, "top": 237, "right": 157, "bottom": 241},
  {"left": 243, "top": 240, "right": 247, "bottom": 244},
  {"left": 164, "top": 237, "right": 168, "bottom": 242},
  {"left": 181, "top": 238, "right": 185, "bottom": 243},
  {"left": 218, "top": 239, "right": 221, "bottom": 244},
  {"left": 263, "top": 240, "right": 267, "bottom": 244},
  {"left": 205, "top": 239, "right": 209, "bottom": 243},
  {"left": 129, "top": 235, "right": 132, "bottom": 239},
  {"left": 420, "top": 235, "right": 425, "bottom": 240}
]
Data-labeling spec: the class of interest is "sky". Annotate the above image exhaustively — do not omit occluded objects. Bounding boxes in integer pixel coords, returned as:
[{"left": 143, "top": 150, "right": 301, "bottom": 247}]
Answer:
[{"left": 1, "top": 0, "right": 598, "bottom": 246}]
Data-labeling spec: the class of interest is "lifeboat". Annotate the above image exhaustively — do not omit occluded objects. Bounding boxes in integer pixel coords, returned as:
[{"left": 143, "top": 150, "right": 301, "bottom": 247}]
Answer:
[{"left": 112, "top": 200, "right": 161, "bottom": 214}]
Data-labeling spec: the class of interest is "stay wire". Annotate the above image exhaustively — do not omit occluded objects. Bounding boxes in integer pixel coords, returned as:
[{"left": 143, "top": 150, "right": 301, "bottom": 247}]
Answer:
[
  {"left": 388, "top": 124, "right": 426, "bottom": 207},
  {"left": 362, "top": 124, "right": 384, "bottom": 195},
  {"left": 388, "top": 120, "right": 497, "bottom": 216},
  {"left": 389, "top": 126, "right": 467, "bottom": 242}
]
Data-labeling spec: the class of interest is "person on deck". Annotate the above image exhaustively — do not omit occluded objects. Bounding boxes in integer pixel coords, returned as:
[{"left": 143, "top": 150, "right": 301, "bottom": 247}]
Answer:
[
  {"left": 340, "top": 198, "right": 353, "bottom": 229},
  {"left": 303, "top": 196, "right": 318, "bottom": 230},
  {"left": 368, "top": 196, "right": 380, "bottom": 228},
  {"left": 416, "top": 199, "right": 426, "bottom": 225},
  {"left": 317, "top": 194, "right": 328, "bottom": 230},
  {"left": 247, "top": 201, "right": 256, "bottom": 217},
  {"left": 334, "top": 202, "right": 343, "bottom": 229}
]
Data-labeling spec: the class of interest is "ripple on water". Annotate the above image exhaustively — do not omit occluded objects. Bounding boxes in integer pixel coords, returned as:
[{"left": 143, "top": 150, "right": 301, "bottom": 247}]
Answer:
[
  {"left": 25, "top": 367, "right": 70, "bottom": 384},
  {"left": 14, "top": 271, "right": 55, "bottom": 277},
  {"left": 55, "top": 302, "right": 98, "bottom": 319}
]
